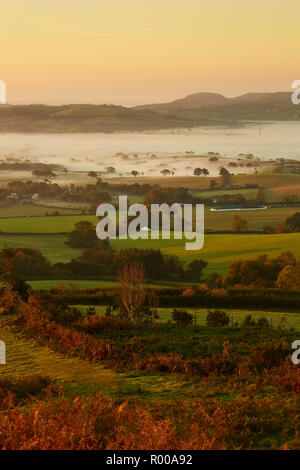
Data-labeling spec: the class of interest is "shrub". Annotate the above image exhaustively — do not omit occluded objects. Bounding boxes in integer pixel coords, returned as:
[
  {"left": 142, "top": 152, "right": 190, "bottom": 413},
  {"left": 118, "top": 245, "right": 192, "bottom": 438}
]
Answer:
[
  {"left": 172, "top": 309, "right": 193, "bottom": 325},
  {"left": 206, "top": 310, "right": 230, "bottom": 327},
  {"left": 251, "top": 341, "right": 290, "bottom": 370},
  {"left": 242, "top": 315, "right": 270, "bottom": 328}
]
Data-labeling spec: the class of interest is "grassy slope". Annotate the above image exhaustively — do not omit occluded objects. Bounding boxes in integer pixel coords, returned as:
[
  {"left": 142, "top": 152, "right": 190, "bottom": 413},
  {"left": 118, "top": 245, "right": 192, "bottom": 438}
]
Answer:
[
  {"left": 0, "top": 104, "right": 192, "bottom": 133},
  {"left": 0, "top": 317, "right": 204, "bottom": 400},
  {"left": 0, "top": 234, "right": 80, "bottom": 263}
]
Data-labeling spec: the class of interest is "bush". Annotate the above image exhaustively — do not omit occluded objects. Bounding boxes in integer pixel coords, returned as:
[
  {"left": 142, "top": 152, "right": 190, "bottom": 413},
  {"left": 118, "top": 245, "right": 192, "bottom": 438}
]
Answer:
[
  {"left": 251, "top": 341, "right": 290, "bottom": 370},
  {"left": 242, "top": 315, "right": 270, "bottom": 328},
  {"left": 172, "top": 309, "right": 193, "bottom": 325},
  {"left": 206, "top": 310, "right": 230, "bottom": 327}
]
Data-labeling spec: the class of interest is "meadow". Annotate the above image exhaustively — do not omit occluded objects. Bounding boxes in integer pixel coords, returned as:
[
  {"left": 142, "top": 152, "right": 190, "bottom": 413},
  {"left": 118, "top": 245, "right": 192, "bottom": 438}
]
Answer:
[
  {"left": 0, "top": 206, "right": 298, "bottom": 233},
  {"left": 74, "top": 305, "right": 300, "bottom": 329},
  {"left": 1, "top": 231, "right": 300, "bottom": 276}
]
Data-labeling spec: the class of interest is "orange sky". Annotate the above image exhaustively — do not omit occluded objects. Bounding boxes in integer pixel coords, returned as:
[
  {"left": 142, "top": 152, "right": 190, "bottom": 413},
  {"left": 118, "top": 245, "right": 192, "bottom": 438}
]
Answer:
[{"left": 1, "top": 0, "right": 299, "bottom": 105}]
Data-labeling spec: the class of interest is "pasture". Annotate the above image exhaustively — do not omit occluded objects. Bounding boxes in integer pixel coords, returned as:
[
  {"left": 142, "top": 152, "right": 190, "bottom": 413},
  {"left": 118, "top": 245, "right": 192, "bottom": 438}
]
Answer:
[
  {"left": 74, "top": 305, "right": 300, "bottom": 329},
  {"left": 0, "top": 233, "right": 80, "bottom": 263},
  {"left": 0, "top": 205, "right": 298, "bottom": 233},
  {"left": 1, "top": 231, "right": 300, "bottom": 276}
]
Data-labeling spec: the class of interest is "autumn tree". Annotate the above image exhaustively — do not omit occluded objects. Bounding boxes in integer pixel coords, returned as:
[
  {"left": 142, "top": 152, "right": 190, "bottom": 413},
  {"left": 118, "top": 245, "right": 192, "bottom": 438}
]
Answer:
[
  {"left": 219, "top": 167, "right": 231, "bottom": 187},
  {"left": 276, "top": 264, "right": 300, "bottom": 291},
  {"left": 0, "top": 248, "right": 29, "bottom": 301},
  {"left": 285, "top": 212, "right": 300, "bottom": 231},
  {"left": 232, "top": 215, "right": 248, "bottom": 233},
  {"left": 118, "top": 262, "right": 146, "bottom": 321}
]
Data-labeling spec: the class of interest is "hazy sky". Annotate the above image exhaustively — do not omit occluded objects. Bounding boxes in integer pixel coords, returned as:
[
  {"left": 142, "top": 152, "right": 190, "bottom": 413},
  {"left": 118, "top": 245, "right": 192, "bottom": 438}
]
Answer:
[{"left": 1, "top": 0, "right": 299, "bottom": 105}]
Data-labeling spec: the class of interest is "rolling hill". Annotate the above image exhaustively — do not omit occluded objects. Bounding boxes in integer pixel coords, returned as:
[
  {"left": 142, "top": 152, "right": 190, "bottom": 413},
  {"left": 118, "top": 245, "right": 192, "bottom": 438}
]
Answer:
[{"left": 0, "top": 90, "right": 299, "bottom": 133}]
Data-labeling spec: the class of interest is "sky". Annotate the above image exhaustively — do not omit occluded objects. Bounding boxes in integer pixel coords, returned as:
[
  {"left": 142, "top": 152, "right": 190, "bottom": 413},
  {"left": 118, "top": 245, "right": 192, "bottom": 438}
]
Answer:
[{"left": 1, "top": 0, "right": 299, "bottom": 105}]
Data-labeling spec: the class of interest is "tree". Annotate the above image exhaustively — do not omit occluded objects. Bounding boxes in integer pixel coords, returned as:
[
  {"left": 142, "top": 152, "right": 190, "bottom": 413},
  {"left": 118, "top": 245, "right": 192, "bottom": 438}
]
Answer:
[
  {"left": 232, "top": 215, "right": 248, "bottom": 232},
  {"left": 184, "top": 260, "right": 208, "bottom": 282},
  {"left": 256, "top": 188, "right": 265, "bottom": 204},
  {"left": 160, "top": 169, "right": 171, "bottom": 176},
  {"left": 262, "top": 225, "right": 275, "bottom": 234},
  {"left": 87, "top": 171, "right": 98, "bottom": 178},
  {"left": 219, "top": 167, "right": 231, "bottom": 187},
  {"left": 105, "top": 166, "right": 116, "bottom": 174},
  {"left": 0, "top": 248, "right": 30, "bottom": 301},
  {"left": 118, "top": 262, "right": 146, "bottom": 321},
  {"left": 285, "top": 212, "right": 300, "bottom": 230},
  {"left": 194, "top": 168, "right": 209, "bottom": 176},
  {"left": 276, "top": 264, "right": 300, "bottom": 291},
  {"left": 206, "top": 310, "right": 230, "bottom": 327},
  {"left": 275, "top": 223, "right": 290, "bottom": 234},
  {"left": 67, "top": 221, "right": 107, "bottom": 249},
  {"left": 131, "top": 170, "right": 139, "bottom": 178}
]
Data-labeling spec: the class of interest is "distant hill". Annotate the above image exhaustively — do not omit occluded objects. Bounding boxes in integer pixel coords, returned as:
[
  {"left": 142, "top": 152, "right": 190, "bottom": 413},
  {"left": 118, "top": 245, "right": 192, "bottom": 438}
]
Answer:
[
  {"left": 134, "top": 91, "right": 300, "bottom": 121},
  {"left": 135, "top": 92, "right": 229, "bottom": 112},
  {"left": 0, "top": 91, "right": 299, "bottom": 133},
  {"left": 0, "top": 104, "right": 195, "bottom": 133}
]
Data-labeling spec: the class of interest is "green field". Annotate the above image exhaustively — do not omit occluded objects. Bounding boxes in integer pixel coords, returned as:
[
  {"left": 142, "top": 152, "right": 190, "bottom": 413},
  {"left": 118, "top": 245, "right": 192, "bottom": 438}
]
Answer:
[
  {"left": 74, "top": 305, "right": 300, "bottom": 329},
  {"left": 0, "top": 206, "right": 298, "bottom": 233},
  {"left": 0, "top": 215, "right": 96, "bottom": 233},
  {"left": 110, "top": 232, "right": 300, "bottom": 274},
  {"left": 0, "top": 204, "right": 81, "bottom": 218},
  {"left": 0, "top": 234, "right": 80, "bottom": 263},
  {"left": 1, "top": 231, "right": 300, "bottom": 276},
  {"left": 29, "top": 280, "right": 181, "bottom": 289}
]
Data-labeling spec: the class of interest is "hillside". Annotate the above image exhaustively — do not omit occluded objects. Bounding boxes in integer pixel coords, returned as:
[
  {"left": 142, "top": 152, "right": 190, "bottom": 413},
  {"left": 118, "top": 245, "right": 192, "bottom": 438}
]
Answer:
[
  {"left": 0, "top": 91, "right": 299, "bottom": 133},
  {"left": 0, "top": 104, "right": 194, "bottom": 133},
  {"left": 135, "top": 91, "right": 300, "bottom": 122}
]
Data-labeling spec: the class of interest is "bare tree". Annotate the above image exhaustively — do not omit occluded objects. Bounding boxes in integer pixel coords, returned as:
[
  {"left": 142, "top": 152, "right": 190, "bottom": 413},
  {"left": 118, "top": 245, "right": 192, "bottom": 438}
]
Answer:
[
  {"left": 148, "top": 289, "right": 159, "bottom": 324},
  {"left": 118, "top": 262, "right": 146, "bottom": 321}
]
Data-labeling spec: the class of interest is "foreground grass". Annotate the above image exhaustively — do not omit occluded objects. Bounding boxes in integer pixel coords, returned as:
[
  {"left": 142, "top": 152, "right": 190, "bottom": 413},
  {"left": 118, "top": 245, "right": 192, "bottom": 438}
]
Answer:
[{"left": 0, "top": 317, "right": 202, "bottom": 400}]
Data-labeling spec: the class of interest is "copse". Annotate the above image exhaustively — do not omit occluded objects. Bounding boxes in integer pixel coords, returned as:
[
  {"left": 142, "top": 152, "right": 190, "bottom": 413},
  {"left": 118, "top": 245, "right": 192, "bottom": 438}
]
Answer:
[
  {"left": 67, "top": 220, "right": 110, "bottom": 249},
  {"left": 285, "top": 212, "right": 300, "bottom": 231}
]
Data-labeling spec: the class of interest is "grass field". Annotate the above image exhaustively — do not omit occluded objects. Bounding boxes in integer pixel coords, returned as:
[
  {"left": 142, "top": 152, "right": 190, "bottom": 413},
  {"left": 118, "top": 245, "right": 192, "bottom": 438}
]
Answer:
[
  {"left": 0, "top": 204, "right": 81, "bottom": 218},
  {"left": 0, "top": 206, "right": 298, "bottom": 233},
  {"left": 0, "top": 234, "right": 80, "bottom": 263},
  {"left": 74, "top": 305, "right": 300, "bottom": 329},
  {"left": 1, "top": 232, "right": 300, "bottom": 276},
  {"left": 29, "top": 280, "right": 181, "bottom": 290},
  {"left": 0, "top": 317, "right": 210, "bottom": 400},
  {"left": 0, "top": 215, "right": 96, "bottom": 233},
  {"left": 110, "top": 232, "right": 300, "bottom": 274}
]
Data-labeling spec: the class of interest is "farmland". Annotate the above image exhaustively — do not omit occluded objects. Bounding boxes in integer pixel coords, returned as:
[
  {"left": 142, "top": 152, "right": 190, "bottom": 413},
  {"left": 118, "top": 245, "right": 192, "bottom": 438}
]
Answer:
[
  {"left": 1, "top": 231, "right": 300, "bottom": 276},
  {"left": 1, "top": 165, "right": 300, "bottom": 450},
  {"left": 0, "top": 206, "right": 298, "bottom": 233}
]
